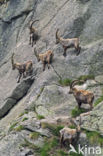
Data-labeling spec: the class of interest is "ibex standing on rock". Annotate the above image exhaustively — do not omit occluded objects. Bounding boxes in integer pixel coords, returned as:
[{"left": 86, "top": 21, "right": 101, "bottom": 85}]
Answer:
[
  {"left": 56, "top": 29, "right": 81, "bottom": 57},
  {"left": 60, "top": 117, "right": 81, "bottom": 147},
  {"left": 34, "top": 48, "right": 54, "bottom": 71},
  {"left": 11, "top": 53, "right": 33, "bottom": 83},
  {"left": 29, "top": 20, "right": 39, "bottom": 47},
  {"left": 69, "top": 80, "right": 94, "bottom": 110}
]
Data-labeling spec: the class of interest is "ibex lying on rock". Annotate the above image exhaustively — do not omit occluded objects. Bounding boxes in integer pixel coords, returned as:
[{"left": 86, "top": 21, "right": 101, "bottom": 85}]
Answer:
[
  {"left": 56, "top": 29, "right": 81, "bottom": 57},
  {"left": 34, "top": 48, "right": 54, "bottom": 71},
  {"left": 69, "top": 80, "right": 94, "bottom": 109},
  {"left": 29, "top": 20, "right": 39, "bottom": 47},
  {"left": 60, "top": 118, "right": 81, "bottom": 147},
  {"left": 11, "top": 53, "right": 33, "bottom": 83}
]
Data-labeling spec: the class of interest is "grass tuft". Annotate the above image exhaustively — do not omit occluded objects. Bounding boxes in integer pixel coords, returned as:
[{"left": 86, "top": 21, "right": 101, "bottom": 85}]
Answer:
[
  {"left": 29, "top": 132, "right": 40, "bottom": 140},
  {"left": 36, "top": 114, "right": 45, "bottom": 120},
  {"left": 15, "top": 125, "right": 24, "bottom": 131},
  {"left": 71, "top": 107, "right": 86, "bottom": 117},
  {"left": 83, "top": 130, "right": 103, "bottom": 146},
  {"left": 58, "top": 78, "right": 72, "bottom": 86},
  {"left": 58, "top": 75, "right": 94, "bottom": 87},
  {"left": 41, "top": 123, "right": 64, "bottom": 136},
  {"left": 78, "top": 75, "right": 95, "bottom": 81},
  {"left": 39, "top": 137, "right": 58, "bottom": 156},
  {"left": 68, "top": 125, "right": 76, "bottom": 129},
  {"left": 19, "top": 111, "right": 28, "bottom": 117},
  {"left": 57, "top": 150, "right": 68, "bottom": 156},
  {"left": 22, "top": 117, "right": 28, "bottom": 122},
  {"left": 21, "top": 138, "right": 40, "bottom": 151},
  {"left": 9, "top": 122, "right": 18, "bottom": 131},
  {"left": 94, "top": 95, "right": 103, "bottom": 107}
]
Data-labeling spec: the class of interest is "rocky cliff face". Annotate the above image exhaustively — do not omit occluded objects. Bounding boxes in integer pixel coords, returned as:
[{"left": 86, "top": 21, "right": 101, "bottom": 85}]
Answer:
[{"left": 0, "top": 0, "right": 103, "bottom": 155}]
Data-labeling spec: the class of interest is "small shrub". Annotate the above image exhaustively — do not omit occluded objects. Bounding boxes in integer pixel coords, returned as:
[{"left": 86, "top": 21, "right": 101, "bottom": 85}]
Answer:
[
  {"left": 58, "top": 78, "right": 72, "bottom": 86},
  {"left": 71, "top": 107, "right": 86, "bottom": 117}
]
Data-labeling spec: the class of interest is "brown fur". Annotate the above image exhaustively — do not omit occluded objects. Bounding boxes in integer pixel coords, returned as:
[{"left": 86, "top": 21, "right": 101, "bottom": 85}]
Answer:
[
  {"left": 69, "top": 80, "right": 94, "bottom": 109},
  {"left": 34, "top": 48, "right": 54, "bottom": 71},
  {"left": 60, "top": 125, "right": 80, "bottom": 147},
  {"left": 11, "top": 53, "right": 33, "bottom": 83},
  {"left": 29, "top": 20, "right": 39, "bottom": 47},
  {"left": 55, "top": 29, "right": 81, "bottom": 57}
]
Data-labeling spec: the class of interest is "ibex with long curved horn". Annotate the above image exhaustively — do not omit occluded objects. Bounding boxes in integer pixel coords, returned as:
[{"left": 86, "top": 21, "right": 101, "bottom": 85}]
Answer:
[
  {"left": 55, "top": 29, "right": 81, "bottom": 57},
  {"left": 34, "top": 48, "right": 54, "bottom": 71},
  {"left": 69, "top": 80, "right": 94, "bottom": 109},
  {"left": 11, "top": 53, "right": 33, "bottom": 83},
  {"left": 29, "top": 20, "right": 39, "bottom": 47}
]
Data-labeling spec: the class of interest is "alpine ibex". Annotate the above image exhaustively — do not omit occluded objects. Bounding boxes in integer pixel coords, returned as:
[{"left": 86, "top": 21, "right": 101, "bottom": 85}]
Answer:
[
  {"left": 29, "top": 20, "right": 39, "bottom": 47},
  {"left": 11, "top": 53, "right": 33, "bottom": 83},
  {"left": 69, "top": 80, "right": 94, "bottom": 109},
  {"left": 60, "top": 117, "right": 81, "bottom": 147},
  {"left": 56, "top": 29, "right": 81, "bottom": 57},
  {"left": 34, "top": 48, "right": 54, "bottom": 71}
]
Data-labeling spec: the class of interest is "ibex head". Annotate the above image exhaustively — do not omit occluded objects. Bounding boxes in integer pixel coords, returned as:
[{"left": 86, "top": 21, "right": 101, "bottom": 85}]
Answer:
[
  {"left": 34, "top": 48, "right": 40, "bottom": 62},
  {"left": 11, "top": 53, "right": 16, "bottom": 70},
  {"left": 29, "top": 20, "right": 39, "bottom": 32},
  {"left": 69, "top": 80, "right": 79, "bottom": 94},
  {"left": 55, "top": 29, "right": 60, "bottom": 44},
  {"left": 69, "top": 80, "right": 85, "bottom": 94}
]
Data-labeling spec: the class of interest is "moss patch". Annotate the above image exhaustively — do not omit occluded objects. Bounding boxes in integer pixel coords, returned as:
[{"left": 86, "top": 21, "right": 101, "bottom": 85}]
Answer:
[{"left": 71, "top": 107, "right": 86, "bottom": 117}]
